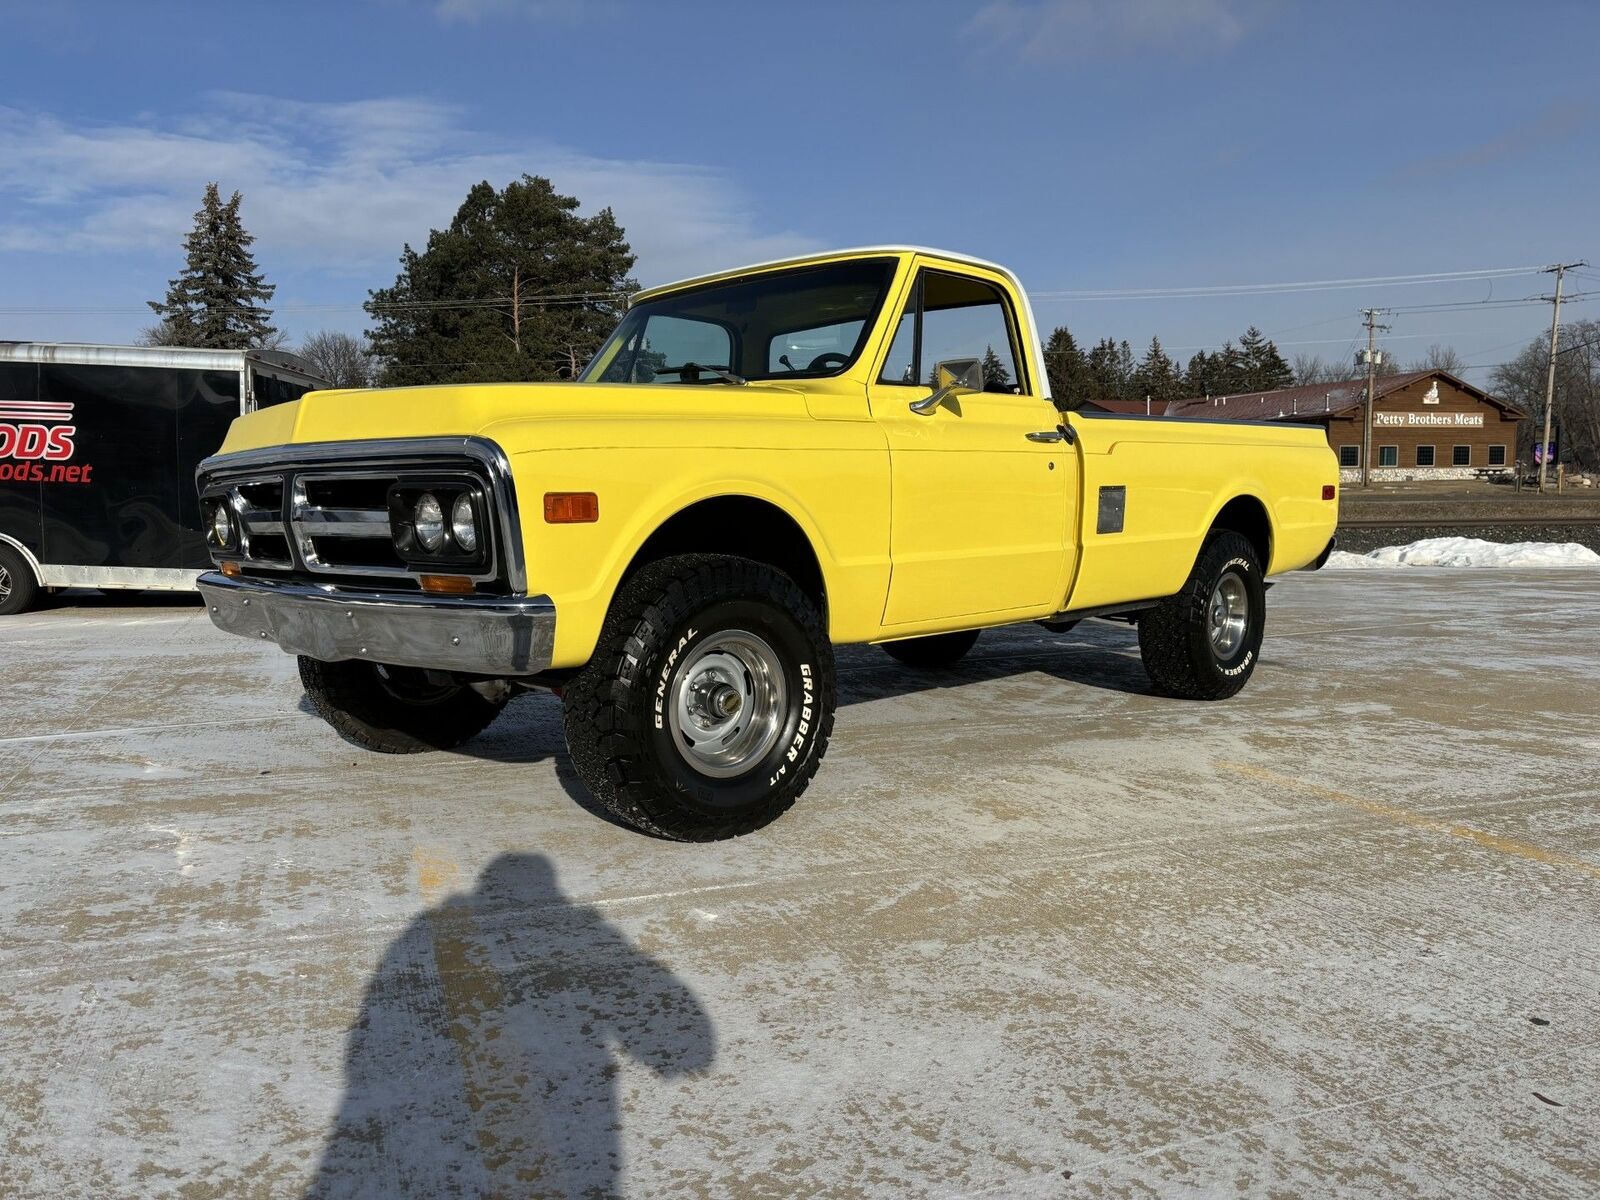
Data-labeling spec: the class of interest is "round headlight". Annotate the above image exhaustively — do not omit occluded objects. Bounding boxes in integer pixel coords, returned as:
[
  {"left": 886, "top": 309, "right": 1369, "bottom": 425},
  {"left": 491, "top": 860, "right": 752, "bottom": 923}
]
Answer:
[
  {"left": 451, "top": 494, "right": 478, "bottom": 553},
  {"left": 413, "top": 493, "right": 446, "bottom": 552},
  {"left": 211, "top": 501, "right": 233, "bottom": 548}
]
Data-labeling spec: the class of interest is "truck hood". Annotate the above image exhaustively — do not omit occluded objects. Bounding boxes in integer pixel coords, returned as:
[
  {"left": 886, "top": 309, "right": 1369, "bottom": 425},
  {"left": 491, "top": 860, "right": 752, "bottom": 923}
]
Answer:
[{"left": 217, "top": 379, "right": 809, "bottom": 456}]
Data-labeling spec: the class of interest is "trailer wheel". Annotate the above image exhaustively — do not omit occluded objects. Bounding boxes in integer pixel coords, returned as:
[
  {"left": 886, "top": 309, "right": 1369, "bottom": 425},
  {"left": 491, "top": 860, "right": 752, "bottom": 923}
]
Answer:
[
  {"left": 1137, "top": 530, "right": 1265, "bottom": 700},
  {"left": 881, "top": 629, "right": 980, "bottom": 668},
  {"left": 298, "top": 657, "right": 507, "bottom": 753},
  {"left": 561, "top": 554, "right": 835, "bottom": 841},
  {"left": 0, "top": 543, "right": 41, "bottom": 616}
]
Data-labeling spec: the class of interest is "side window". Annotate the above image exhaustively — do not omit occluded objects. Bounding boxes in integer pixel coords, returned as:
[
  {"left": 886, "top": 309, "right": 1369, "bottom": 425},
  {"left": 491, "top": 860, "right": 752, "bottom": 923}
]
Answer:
[
  {"left": 877, "top": 270, "right": 1026, "bottom": 393},
  {"left": 922, "top": 272, "right": 1022, "bottom": 393},
  {"left": 603, "top": 315, "right": 732, "bottom": 383}
]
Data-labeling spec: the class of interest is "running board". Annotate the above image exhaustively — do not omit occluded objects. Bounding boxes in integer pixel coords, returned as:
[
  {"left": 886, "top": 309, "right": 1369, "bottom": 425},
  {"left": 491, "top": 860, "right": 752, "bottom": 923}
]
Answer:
[{"left": 1038, "top": 597, "right": 1166, "bottom": 630}]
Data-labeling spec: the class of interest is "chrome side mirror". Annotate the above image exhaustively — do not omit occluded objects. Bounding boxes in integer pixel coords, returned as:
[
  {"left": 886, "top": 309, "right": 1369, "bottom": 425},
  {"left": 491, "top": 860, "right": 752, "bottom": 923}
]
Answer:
[{"left": 909, "top": 358, "right": 981, "bottom": 416}]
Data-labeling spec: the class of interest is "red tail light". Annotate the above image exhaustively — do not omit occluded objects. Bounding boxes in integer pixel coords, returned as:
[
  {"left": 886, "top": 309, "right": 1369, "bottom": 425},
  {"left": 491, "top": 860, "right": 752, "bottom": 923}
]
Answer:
[{"left": 1322, "top": 485, "right": 1337, "bottom": 501}]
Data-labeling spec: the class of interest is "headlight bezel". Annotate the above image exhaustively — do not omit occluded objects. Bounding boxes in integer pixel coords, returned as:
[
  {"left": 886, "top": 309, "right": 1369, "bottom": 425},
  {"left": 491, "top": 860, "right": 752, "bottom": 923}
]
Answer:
[{"left": 386, "top": 478, "right": 491, "bottom": 571}]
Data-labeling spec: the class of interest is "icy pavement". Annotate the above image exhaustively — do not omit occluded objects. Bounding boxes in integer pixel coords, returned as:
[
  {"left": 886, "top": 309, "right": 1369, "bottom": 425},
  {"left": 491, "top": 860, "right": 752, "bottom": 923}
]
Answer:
[
  {"left": 1327, "top": 536, "right": 1600, "bottom": 569},
  {"left": 1, "top": 574, "right": 1597, "bottom": 1198}
]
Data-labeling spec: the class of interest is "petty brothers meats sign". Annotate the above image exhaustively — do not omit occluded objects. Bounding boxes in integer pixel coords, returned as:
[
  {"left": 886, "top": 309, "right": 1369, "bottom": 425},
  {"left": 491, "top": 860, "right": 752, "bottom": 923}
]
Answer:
[
  {"left": 1373, "top": 412, "right": 1485, "bottom": 427},
  {"left": 0, "top": 399, "right": 92, "bottom": 483}
]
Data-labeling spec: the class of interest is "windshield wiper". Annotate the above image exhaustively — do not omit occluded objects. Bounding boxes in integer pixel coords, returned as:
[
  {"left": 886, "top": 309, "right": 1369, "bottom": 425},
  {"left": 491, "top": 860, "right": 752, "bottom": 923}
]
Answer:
[{"left": 654, "top": 362, "right": 747, "bottom": 385}]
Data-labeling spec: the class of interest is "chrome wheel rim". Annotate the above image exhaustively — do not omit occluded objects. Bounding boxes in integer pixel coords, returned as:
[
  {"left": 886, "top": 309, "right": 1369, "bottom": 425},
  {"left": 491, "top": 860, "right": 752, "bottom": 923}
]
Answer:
[
  {"left": 667, "top": 629, "right": 787, "bottom": 778},
  {"left": 1208, "top": 572, "right": 1249, "bottom": 659},
  {"left": 0, "top": 563, "right": 10, "bottom": 601}
]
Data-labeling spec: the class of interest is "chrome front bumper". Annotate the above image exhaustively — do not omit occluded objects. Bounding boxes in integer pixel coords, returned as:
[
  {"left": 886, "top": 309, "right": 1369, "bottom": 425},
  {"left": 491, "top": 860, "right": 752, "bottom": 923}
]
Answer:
[{"left": 197, "top": 572, "right": 556, "bottom": 675}]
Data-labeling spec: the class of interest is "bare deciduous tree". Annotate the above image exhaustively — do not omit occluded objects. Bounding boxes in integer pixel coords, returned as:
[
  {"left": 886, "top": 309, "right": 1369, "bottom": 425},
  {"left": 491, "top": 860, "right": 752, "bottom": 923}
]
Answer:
[
  {"left": 1491, "top": 319, "right": 1600, "bottom": 470},
  {"left": 1408, "top": 343, "right": 1465, "bottom": 374},
  {"left": 299, "top": 330, "right": 376, "bottom": 389}
]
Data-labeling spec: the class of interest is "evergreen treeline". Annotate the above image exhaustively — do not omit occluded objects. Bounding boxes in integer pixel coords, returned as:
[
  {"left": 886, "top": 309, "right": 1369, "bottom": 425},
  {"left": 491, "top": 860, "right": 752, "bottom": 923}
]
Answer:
[{"left": 1045, "top": 325, "right": 1295, "bottom": 408}]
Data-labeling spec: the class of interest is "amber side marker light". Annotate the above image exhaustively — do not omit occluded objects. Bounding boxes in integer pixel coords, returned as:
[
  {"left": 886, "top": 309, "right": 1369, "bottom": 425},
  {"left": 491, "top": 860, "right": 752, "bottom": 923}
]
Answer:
[
  {"left": 219, "top": 560, "right": 242, "bottom": 578},
  {"left": 545, "top": 492, "right": 599, "bottom": 523},
  {"left": 1322, "top": 485, "right": 1337, "bottom": 501},
  {"left": 420, "top": 574, "right": 475, "bottom": 596}
]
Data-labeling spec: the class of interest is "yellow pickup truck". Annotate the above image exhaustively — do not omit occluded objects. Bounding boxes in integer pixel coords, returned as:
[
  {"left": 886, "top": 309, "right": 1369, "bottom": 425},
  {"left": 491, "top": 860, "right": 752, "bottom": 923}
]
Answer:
[{"left": 197, "top": 247, "right": 1337, "bottom": 839}]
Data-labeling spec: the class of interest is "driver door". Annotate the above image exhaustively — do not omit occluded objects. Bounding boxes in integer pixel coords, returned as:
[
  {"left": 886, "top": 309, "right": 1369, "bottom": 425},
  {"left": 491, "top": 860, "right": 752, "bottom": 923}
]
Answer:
[{"left": 868, "top": 264, "right": 1075, "bottom": 627}]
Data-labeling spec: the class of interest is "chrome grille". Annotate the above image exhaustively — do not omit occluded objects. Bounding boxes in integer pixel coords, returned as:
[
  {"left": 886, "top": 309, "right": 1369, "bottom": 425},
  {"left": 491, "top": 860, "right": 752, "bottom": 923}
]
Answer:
[
  {"left": 199, "top": 439, "right": 520, "bottom": 591},
  {"left": 225, "top": 477, "right": 292, "bottom": 570},
  {"left": 290, "top": 471, "right": 412, "bottom": 581}
]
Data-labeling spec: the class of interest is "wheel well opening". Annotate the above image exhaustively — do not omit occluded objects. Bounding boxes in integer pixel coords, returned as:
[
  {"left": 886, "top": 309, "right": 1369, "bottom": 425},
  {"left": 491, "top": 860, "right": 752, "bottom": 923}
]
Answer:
[
  {"left": 623, "top": 497, "right": 827, "bottom": 614},
  {"left": 1211, "top": 495, "right": 1272, "bottom": 568}
]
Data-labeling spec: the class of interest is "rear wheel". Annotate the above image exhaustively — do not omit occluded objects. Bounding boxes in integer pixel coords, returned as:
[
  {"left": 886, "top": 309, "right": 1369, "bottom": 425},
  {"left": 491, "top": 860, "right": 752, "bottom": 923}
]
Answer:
[
  {"left": 298, "top": 657, "right": 507, "bottom": 752},
  {"left": 562, "top": 554, "right": 835, "bottom": 841},
  {"left": 0, "top": 543, "right": 41, "bottom": 616},
  {"left": 1138, "top": 530, "right": 1265, "bottom": 700},
  {"left": 881, "top": 628, "right": 980, "bottom": 668}
]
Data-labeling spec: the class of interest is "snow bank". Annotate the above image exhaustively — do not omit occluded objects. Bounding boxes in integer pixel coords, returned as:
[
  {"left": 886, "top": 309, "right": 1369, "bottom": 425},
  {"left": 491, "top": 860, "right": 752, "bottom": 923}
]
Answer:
[{"left": 1325, "top": 537, "right": 1600, "bottom": 570}]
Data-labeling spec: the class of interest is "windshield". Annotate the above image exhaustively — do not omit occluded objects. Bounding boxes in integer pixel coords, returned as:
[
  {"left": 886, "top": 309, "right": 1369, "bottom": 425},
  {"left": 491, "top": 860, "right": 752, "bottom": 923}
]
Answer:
[{"left": 581, "top": 258, "right": 897, "bottom": 384}]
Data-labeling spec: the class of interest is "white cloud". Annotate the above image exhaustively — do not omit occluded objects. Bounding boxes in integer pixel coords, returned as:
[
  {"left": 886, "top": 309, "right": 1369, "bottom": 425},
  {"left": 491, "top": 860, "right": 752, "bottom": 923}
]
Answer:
[
  {"left": 0, "top": 96, "right": 818, "bottom": 286},
  {"left": 969, "top": 0, "right": 1276, "bottom": 61}
]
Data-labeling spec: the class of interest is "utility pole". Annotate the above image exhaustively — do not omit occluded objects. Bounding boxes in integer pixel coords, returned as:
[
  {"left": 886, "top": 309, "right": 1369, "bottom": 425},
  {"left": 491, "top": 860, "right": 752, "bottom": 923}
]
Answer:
[
  {"left": 1538, "top": 261, "right": 1586, "bottom": 492},
  {"left": 1359, "top": 308, "right": 1390, "bottom": 489}
]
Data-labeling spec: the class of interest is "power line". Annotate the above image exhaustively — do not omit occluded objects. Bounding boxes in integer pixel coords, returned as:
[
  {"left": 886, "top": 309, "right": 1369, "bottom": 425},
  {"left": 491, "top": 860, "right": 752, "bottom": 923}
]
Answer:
[{"left": 1031, "top": 265, "right": 1542, "bottom": 302}]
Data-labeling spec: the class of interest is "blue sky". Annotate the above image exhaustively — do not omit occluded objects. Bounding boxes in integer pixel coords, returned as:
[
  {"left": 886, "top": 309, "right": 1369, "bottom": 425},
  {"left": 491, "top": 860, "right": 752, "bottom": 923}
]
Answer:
[{"left": 3, "top": 0, "right": 1596, "bottom": 382}]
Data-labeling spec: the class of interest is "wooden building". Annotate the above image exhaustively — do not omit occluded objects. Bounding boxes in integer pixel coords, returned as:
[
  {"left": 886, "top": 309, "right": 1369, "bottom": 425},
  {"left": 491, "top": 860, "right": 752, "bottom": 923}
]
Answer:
[{"left": 1164, "top": 371, "right": 1526, "bottom": 481}]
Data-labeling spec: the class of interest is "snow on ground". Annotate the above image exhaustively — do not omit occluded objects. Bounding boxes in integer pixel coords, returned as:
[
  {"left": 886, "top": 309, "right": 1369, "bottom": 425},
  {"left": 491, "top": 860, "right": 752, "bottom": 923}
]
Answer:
[{"left": 1325, "top": 536, "right": 1600, "bottom": 569}]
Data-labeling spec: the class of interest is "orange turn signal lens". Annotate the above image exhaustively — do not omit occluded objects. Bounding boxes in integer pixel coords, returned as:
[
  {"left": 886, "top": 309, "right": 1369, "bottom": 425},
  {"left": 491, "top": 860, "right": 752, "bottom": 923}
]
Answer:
[
  {"left": 419, "top": 574, "right": 475, "bottom": 595},
  {"left": 544, "top": 492, "right": 599, "bottom": 523},
  {"left": 219, "top": 560, "right": 242, "bottom": 577},
  {"left": 1322, "top": 485, "right": 1337, "bottom": 501}
]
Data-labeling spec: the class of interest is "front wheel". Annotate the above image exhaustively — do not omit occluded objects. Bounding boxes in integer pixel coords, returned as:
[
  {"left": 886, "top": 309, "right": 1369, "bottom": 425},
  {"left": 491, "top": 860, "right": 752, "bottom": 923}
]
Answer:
[
  {"left": 561, "top": 554, "right": 836, "bottom": 841},
  {"left": 298, "top": 657, "right": 507, "bottom": 752},
  {"left": 1137, "top": 530, "right": 1265, "bottom": 700}
]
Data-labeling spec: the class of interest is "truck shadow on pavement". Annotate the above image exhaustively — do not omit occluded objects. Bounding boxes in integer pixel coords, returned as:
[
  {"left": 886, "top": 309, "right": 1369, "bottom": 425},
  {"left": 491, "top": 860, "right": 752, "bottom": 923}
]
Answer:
[{"left": 303, "top": 852, "right": 715, "bottom": 1200}]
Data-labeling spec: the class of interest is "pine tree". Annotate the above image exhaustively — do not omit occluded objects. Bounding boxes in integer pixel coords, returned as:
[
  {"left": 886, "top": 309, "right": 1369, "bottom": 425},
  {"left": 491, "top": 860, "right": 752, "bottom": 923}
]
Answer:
[
  {"left": 1132, "top": 336, "right": 1181, "bottom": 407},
  {"left": 1238, "top": 325, "right": 1293, "bottom": 392},
  {"left": 1042, "top": 326, "right": 1090, "bottom": 408},
  {"left": 1115, "top": 340, "right": 1137, "bottom": 400},
  {"left": 1086, "top": 337, "right": 1125, "bottom": 403},
  {"left": 981, "top": 344, "right": 1011, "bottom": 390},
  {"left": 146, "top": 183, "right": 277, "bottom": 348},
  {"left": 366, "top": 175, "right": 636, "bottom": 386}
]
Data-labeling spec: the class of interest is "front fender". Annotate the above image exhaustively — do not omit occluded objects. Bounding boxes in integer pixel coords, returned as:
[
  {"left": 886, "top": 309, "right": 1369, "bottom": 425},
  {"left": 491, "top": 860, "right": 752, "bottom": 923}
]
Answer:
[{"left": 512, "top": 445, "right": 891, "bottom": 668}]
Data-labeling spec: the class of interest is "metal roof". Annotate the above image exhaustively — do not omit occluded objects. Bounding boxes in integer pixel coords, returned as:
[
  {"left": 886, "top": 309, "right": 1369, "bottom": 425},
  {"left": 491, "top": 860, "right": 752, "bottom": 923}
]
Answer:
[
  {"left": 0, "top": 342, "right": 325, "bottom": 385},
  {"left": 1164, "top": 370, "right": 1526, "bottom": 422}
]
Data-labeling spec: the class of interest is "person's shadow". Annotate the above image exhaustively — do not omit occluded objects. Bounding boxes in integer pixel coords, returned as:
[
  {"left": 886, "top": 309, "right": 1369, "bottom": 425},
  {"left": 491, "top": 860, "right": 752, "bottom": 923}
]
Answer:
[{"left": 304, "top": 853, "right": 715, "bottom": 1200}]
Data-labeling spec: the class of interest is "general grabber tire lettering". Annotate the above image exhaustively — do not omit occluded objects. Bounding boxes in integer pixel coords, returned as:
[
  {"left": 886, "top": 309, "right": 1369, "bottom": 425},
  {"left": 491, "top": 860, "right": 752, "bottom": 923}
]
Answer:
[
  {"left": 0, "top": 542, "right": 41, "bottom": 616},
  {"left": 298, "top": 657, "right": 507, "bottom": 753},
  {"left": 1137, "top": 530, "right": 1266, "bottom": 701},
  {"left": 881, "top": 628, "right": 980, "bottom": 668},
  {"left": 561, "top": 554, "right": 836, "bottom": 841}
]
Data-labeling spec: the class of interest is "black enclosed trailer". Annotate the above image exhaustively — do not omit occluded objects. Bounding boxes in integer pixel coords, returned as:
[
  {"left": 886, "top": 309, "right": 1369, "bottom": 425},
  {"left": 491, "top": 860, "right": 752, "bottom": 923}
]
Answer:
[{"left": 0, "top": 343, "right": 326, "bottom": 614}]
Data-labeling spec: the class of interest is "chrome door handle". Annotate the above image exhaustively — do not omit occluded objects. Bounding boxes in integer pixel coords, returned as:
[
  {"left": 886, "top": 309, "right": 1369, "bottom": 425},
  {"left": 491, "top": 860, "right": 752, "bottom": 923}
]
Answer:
[{"left": 1025, "top": 430, "right": 1065, "bottom": 442}]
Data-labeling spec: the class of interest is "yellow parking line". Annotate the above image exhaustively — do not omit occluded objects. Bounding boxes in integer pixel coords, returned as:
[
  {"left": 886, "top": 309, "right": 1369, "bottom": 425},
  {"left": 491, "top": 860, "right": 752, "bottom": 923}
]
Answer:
[{"left": 1221, "top": 762, "right": 1600, "bottom": 881}]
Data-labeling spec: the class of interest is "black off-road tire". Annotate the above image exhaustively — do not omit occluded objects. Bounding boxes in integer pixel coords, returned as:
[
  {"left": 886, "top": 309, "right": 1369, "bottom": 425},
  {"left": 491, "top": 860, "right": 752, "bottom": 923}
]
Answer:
[
  {"left": 881, "top": 628, "right": 980, "bottom": 668},
  {"left": 1138, "top": 530, "right": 1265, "bottom": 700},
  {"left": 0, "top": 543, "right": 41, "bottom": 616},
  {"left": 298, "top": 657, "right": 507, "bottom": 753},
  {"left": 561, "top": 554, "right": 836, "bottom": 841}
]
